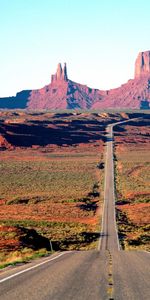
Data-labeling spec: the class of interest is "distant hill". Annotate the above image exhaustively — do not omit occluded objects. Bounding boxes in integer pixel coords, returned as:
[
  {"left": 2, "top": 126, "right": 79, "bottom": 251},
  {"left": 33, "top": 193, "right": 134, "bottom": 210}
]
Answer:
[{"left": 0, "top": 51, "right": 150, "bottom": 110}]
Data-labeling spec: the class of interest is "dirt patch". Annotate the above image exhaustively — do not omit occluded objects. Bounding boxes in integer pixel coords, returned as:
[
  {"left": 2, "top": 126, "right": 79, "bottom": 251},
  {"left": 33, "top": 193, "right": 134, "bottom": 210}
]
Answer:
[
  {"left": 126, "top": 165, "right": 146, "bottom": 177},
  {"left": 117, "top": 162, "right": 123, "bottom": 173},
  {"left": 0, "top": 200, "right": 100, "bottom": 225},
  {"left": 117, "top": 203, "right": 150, "bottom": 226},
  {"left": 125, "top": 191, "right": 150, "bottom": 201}
]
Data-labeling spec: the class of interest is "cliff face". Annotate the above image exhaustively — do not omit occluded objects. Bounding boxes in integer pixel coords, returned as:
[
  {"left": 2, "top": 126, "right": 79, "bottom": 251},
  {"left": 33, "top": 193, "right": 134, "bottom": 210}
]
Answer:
[
  {"left": 0, "top": 52, "right": 150, "bottom": 110},
  {"left": 0, "top": 90, "right": 31, "bottom": 109},
  {"left": 92, "top": 76, "right": 150, "bottom": 109},
  {"left": 135, "top": 51, "right": 150, "bottom": 78}
]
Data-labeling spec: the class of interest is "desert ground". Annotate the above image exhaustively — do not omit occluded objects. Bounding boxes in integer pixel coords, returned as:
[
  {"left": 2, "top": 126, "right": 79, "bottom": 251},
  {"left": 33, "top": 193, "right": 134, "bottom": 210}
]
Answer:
[
  {"left": 0, "top": 110, "right": 149, "bottom": 267},
  {"left": 114, "top": 117, "right": 150, "bottom": 250}
]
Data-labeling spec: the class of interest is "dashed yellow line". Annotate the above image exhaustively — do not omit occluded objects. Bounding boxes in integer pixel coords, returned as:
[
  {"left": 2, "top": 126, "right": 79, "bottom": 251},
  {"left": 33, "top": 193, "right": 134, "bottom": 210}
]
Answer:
[{"left": 106, "top": 250, "right": 114, "bottom": 300}]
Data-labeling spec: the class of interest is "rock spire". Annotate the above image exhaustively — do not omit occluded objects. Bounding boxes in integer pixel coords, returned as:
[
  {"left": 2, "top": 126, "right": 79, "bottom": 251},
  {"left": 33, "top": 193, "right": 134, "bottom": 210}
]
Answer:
[
  {"left": 51, "top": 63, "right": 68, "bottom": 82},
  {"left": 135, "top": 51, "right": 150, "bottom": 78}
]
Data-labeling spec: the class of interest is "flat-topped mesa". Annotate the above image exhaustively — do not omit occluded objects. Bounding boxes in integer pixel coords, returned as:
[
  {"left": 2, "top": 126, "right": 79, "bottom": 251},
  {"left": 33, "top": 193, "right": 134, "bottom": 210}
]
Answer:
[
  {"left": 51, "top": 63, "right": 68, "bottom": 83},
  {"left": 135, "top": 51, "right": 150, "bottom": 78}
]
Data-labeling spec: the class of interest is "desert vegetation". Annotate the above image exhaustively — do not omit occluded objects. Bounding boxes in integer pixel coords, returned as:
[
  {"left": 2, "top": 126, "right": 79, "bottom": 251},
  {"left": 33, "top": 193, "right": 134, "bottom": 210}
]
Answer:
[
  {"left": 0, "top": 111, "right": 149, "bottom": 268},
  {"left": 114, "top": 116, "right": 150, "bottom": 250},
  {"left": 0, "top": 111, "right": 110, "bottom": 267}
]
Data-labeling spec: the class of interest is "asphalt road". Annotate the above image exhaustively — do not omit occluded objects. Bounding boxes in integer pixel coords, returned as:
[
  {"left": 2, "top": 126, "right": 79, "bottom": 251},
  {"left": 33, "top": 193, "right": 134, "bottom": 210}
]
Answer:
[
  {"left": 99, "top": 124, "right": 119, "bottom": 251},
  {"left": 0, "top": 251, "right": 108, "bottom": 300},
  {"left": 112, "top": 250, "right": 150, "bottom": 300},
  {"left": 0, "top": 121, "right": 149, "bottom": 300}
]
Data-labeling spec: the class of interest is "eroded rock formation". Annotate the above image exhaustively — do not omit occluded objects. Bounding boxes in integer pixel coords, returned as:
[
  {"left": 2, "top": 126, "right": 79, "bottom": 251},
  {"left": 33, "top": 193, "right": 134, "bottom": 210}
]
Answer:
[
  {"left": 51, "top": 63, "right": 68, "bottom": 82},
  {"left": 0, "top": 134, "right": 12, "bottom": 150},
  {"left": 0, "top": 52, "right": 150, "bottom": 110},
  {"left": 135, "top": 51, "right": 150, "bottom": 78}
]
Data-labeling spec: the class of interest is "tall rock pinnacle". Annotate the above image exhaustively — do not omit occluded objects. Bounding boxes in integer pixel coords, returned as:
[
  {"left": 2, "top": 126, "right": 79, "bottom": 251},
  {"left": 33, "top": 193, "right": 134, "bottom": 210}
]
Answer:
[
  {"left": 51, "top": 63, "right": 68, "bottom": 83},
  {"left": 56, "top": 63, "right": 63, "bottom": 80},
  {"left": 134, "top": 51, "right": 150, "bottom": 78},
  {"left": 62, "top": 63, "right": 68, "bottom": 81}
]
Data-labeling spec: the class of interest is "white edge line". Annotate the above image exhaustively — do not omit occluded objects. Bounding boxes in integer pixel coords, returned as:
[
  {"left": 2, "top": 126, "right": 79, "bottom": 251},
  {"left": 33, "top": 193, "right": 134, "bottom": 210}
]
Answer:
[
  {"left": 112, "top": 118, "right": 140, "bottom": 251},
  {"left": 111, "top": 125, "right": 120, "bottom": 251},
  {"left": 0, "top": 252, "right": 70, "bottom": 284},
  {"left": 98, "top": 127, "right": 108, "bottom": 250},
  {"left": 98, "top": 119, "right": 138, "bottom": 251}
]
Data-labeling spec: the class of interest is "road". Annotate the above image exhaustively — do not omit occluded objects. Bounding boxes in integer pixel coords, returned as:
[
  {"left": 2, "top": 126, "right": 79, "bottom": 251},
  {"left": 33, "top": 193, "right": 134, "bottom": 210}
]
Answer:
[
  {"left": 99, "top": 122, "right": 150, "bottom": 299},
  {"left": 99, "top": 124, "right": 119, "bottom": 251},
  {"left": 0, "top": 121, "right": 149, "bottom": 300},
  {"left": 0, "top": 251, "right": 108, "bottom": 300}
]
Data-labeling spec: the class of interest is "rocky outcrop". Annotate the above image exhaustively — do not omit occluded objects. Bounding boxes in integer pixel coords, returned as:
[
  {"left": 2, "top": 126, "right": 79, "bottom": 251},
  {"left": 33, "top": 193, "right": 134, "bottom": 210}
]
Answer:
[
  {"left": 0, "top": 52, "right": 150, "bottom": 110},
  {"left": 28, "top": 57, "right": 149, "bottom": 109},
  {"left": 93, "top": 51, "right": 150, "bottom": 108},
  {"left": 27, "top": 63, "right": 105, "bottom": 109},
  {"left": 0, "top": 134, "right": 12, "bottom": 150},
  {"left": 81, "top": 51, "right": 149, "bottom": 109},
  {"left": 66, "top": 80, "right": 105, "bottom": 109},
  {"left": 135, "top": 51, "right": 150, "bottom": 78},
  {"left": 92, "top": 76, "right": 150, "bottom": 109}
]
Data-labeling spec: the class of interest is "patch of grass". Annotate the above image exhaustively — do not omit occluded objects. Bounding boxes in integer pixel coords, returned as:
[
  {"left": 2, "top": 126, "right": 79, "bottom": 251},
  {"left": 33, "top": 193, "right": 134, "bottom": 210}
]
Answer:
[
  {"left": 0, "top": 248, "right": 51, "bottom": 269},
  {"left": 115, "top": 158, "right": 150, "bottom": 203},
  {"left": 0, "top": 157, "right": 101, "bottom": 204}
]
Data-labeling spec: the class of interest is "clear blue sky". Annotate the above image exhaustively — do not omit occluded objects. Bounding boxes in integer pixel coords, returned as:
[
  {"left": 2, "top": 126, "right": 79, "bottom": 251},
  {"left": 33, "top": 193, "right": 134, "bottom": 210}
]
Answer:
[{"left": 0, "top": 0, "right": 149, "bottom": 96}]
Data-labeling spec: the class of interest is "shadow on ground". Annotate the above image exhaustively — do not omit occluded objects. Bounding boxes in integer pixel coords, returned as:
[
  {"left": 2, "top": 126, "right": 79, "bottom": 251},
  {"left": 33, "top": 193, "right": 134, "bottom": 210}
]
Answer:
[
  {"left": 0, "top": 118, "right": 106, "bottom": 147},
  {"left": 52, "top": 232, "right": 100, "bottom": 251}
]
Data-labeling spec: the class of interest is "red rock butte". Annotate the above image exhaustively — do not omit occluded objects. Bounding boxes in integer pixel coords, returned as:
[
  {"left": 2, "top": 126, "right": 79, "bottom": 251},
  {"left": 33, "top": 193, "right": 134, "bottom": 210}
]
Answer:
[{"left": 0, "top": 51, "right": 150, "bottom": 109}]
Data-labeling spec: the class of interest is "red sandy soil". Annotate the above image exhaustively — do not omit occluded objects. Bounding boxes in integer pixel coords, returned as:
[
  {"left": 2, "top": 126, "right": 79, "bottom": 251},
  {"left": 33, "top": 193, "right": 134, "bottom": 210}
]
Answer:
[
  {"left": 0, "top": 226, "right": 20, "bottom": 251},
  {"left": 125, "top": 191, "right": 150, "bottom": 200},
  {"left": 0, "top": 202, "right": 101, "bottom": 225},
  {"left": 126, "top": 165, "right": 146, "bottom": 177},
  {"left": 115, "top": 123, "right": 150, "bottom": 148},
  {"left": 115, "top": 120, "right": 150, "bottom": 249},
  {"left": 0, "top": 225, "right": 50, "bottom": 252},
  {"left": 117, "top": 203, "right": 150, "bottom": 226},
  {"left": 0, "top": 141, "right": 103, "bottom": 161}
]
